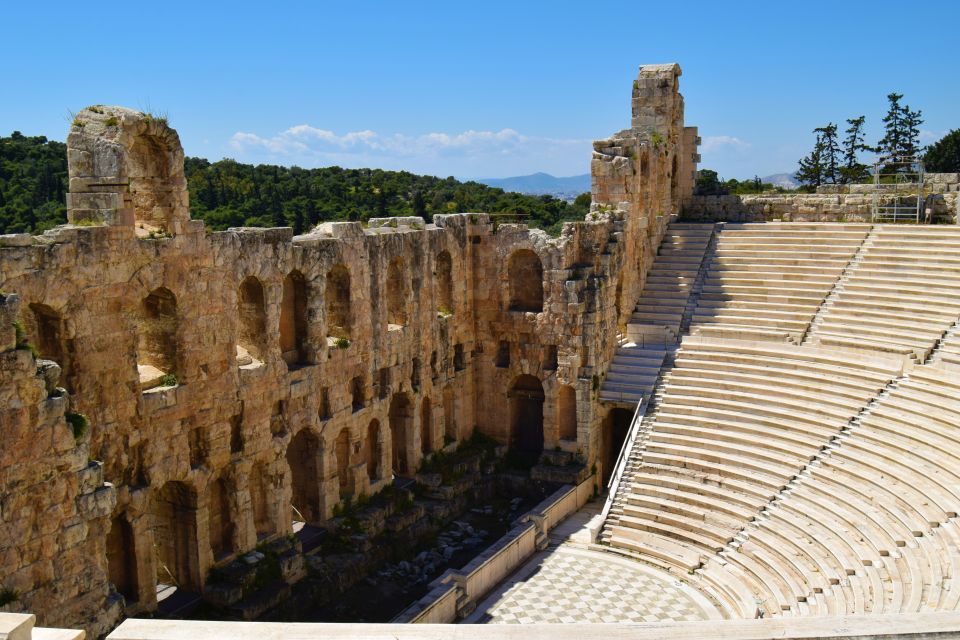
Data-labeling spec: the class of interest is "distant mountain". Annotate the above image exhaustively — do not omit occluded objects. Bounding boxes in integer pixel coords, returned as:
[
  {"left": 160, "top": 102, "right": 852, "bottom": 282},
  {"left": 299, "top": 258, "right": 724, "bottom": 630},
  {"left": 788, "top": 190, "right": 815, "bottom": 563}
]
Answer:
[
  {"left": 476, "top": 172, "right": 591, "bottom": 200},
  {"left": 762, "top": 173, "right": 800, "bottom": 189}
]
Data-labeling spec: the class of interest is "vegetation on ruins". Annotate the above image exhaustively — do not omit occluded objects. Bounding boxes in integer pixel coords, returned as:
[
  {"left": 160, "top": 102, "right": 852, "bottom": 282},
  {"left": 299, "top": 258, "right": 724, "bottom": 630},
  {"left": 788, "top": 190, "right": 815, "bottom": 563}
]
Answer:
[
  {"left": 64, "top": 411, "right": 90, "bottom": 440},
  {"left": 924, "top": 129, "right": 960, "bottom": 173},
  {"left": 694, "top": 169, "right": 791, "bottom": 196},
  {"left": 0, "top": 132, "right": 591, "bottom": 236}
]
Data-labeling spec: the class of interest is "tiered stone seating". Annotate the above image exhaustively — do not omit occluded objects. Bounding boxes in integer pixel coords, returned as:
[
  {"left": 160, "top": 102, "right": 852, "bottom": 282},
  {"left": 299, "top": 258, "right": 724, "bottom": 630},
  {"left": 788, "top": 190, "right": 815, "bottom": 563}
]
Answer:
[
  {"left": 933, "top": 326, "right": 960, "bottom": 370},
  {"left": 695, "top": 363, "right": 960, "bottom": 617},
  {"left": 602, "top": 337, "right": 900, "bottom": 590},
  {"left": 628, "top": 222, "right": 715, "bottom": 344},
  {"left": 808, "top": 226, "right": 960, "bottom": 360},
  {"left": 689, "top": 223, "right": 870, "bottom": 343}
]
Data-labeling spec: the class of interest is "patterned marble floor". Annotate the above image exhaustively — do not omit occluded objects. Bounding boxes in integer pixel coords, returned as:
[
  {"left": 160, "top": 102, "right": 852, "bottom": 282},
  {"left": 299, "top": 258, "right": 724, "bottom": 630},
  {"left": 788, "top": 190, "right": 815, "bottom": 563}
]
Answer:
[{"left": 464, "top": 504, "right": 721, "bottom": 624}]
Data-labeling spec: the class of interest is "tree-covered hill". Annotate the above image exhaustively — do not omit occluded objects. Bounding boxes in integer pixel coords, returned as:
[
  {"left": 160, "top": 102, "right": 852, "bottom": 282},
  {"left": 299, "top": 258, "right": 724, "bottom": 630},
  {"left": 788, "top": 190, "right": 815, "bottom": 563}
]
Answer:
[{"left": 0, "top": 132, "right": 590, "bottom": 236}]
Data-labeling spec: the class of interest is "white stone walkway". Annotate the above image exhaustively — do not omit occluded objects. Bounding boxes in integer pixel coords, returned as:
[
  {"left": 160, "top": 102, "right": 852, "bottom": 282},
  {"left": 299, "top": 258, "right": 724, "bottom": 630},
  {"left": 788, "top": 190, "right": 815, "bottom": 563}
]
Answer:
[{"left": 464, "top": 501, "right": 722, "bottom": 624}]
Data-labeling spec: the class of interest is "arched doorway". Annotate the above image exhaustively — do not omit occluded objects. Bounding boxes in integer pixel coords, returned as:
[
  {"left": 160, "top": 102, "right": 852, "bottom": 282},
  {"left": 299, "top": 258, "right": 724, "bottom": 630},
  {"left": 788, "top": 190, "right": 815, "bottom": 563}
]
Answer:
[
  {"left": 602, "top": 408, "right": 633, "bottom": 485},
  {"left": 510, "top": 375, "right": 544, "bottom": 464},
  {"left": 286, "top": 429, "right": 321, "bottom": 523},
  {"left": 389, "top": 393, "right": 413, "bottom": 475},
  {"left": 107, "top": 514, "right": 139, "bottom": 603},
  {"left": 150, "top": 481, "right": 200, "bottom": 592}
]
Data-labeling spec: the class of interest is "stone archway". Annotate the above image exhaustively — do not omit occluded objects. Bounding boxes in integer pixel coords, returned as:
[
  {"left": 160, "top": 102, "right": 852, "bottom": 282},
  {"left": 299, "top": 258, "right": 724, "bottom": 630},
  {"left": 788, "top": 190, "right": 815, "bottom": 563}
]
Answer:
[
  {"left": 150, "top": 481, "right": 200, "bottom": 592},
  {"left": 286, "top": 429, "right": 322, "bottom": 523},
  {"left": 107, "top": 513, "right": 139, "bottom": 603},
  {"left": 389, "top": 393, "right": 413, "bottom": 475},
  {"left": 510, "top": 375, "right": 544, "bottom": 463}
]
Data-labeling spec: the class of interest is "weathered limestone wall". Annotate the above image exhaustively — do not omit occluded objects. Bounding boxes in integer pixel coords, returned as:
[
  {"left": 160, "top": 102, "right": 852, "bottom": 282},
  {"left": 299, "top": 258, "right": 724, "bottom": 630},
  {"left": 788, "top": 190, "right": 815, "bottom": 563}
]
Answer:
[
  {"left": 0, "top": 62, "right": 696, "bottom": 635},
  {"left": 0, "top": 294, "right": 121, "bottom": 637},
  {"left": 682, "top": 174, "right": 960, "bottom": 223}
]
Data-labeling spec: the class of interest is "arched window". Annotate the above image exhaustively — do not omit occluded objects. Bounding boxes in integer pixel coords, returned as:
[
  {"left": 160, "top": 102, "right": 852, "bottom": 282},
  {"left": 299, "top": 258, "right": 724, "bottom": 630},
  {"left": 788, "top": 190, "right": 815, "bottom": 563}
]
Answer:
[
  {"left": 386, "top": 257, "right": 408, "bottom": 327},
  {"left": 326, "top": 265, "right": 351, "bottom": 339},
  {"left": 558, "top": 386, "right": 578, "bottom": 441},
  {"left": 237, "top": 276, "right": 267, "bottom": 365},
  {"left": 366, "top": 420, "right": 382, "bottom": 482},
  {"left": 286, "top": 429, "right": 321, "bottom": 523},
  {"left": 280, "top": 270, "right": 309, "bottom": 367},
  {"left": 138, "top": 287, "right": 178, "bottom": 389},
  {"left": 421, "top": 397, "right": 433, "bottom": 455},
  {"left": 509, "top": 375, "right": 544, "bottom": 464},
  {"left": 435, "top": 251, "right": 453, "bottom": 315},
  {"left": 507, "top": 250, "right": 544, "bottom": 312}
]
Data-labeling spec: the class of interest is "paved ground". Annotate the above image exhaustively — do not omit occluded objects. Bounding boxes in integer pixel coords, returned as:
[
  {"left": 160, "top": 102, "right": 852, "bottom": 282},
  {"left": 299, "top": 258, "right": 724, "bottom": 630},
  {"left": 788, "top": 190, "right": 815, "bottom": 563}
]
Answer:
[{"left": 464, "top": 501, "right": 721, "bottom": 624}]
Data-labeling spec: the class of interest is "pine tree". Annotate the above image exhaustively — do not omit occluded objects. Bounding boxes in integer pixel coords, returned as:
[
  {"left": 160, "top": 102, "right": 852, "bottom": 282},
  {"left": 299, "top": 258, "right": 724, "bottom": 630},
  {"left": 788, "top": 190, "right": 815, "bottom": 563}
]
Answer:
[
  {"left": 877, "top": 93, "right": 924, "bottom": 174},
  {"left": 901, "top": 104, "right": 924, "bottom": 159},
  {"left": 796, "top": 131, "right": 827, "bottom": 190},
  {"left": 815, "top": 123, "right": 841, "bottom": 184},
  {"left": 839, "top": 116, "right": 871, "bottom": 184},
  {"left": 878, "top": 92, "right": 905, "bottom": 162}
]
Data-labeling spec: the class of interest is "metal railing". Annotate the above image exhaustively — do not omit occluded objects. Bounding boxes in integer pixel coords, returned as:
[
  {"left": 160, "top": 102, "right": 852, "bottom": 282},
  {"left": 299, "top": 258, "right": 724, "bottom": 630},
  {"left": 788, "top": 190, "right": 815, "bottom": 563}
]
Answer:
[
  {"left": 596, "top": 394, "right": 649, "bottom": 530},
  {"left": 872, "top": 155, "right": 926, "bottom": 223}
]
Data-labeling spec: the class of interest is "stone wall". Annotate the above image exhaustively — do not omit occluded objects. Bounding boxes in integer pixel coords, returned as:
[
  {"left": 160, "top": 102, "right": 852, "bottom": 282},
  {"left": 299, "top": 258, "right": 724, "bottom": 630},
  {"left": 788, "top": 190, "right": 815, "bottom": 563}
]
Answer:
[
  {"left": 681, "top": 175, "right": 960, "bottom": 223},
  {"left": 0, "top": 63, "right": 696, "bottom": 634},
  {"left": 0, "top": 294, "right": 122, "bottom": 637}
]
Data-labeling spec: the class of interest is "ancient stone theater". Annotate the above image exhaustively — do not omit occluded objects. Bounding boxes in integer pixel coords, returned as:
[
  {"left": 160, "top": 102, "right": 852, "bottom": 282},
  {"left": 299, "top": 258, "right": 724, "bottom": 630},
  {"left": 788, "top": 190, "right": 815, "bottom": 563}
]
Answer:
[{"left": 2, "top": 64, "right": 960, "bottom": 640}]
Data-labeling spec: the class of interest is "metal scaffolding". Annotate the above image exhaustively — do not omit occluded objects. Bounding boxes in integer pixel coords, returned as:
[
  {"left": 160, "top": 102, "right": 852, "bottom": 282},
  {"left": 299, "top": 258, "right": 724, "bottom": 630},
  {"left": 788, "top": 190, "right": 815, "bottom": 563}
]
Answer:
[{"left": 872, "top": 155, "right": 927, "bottom": 223}]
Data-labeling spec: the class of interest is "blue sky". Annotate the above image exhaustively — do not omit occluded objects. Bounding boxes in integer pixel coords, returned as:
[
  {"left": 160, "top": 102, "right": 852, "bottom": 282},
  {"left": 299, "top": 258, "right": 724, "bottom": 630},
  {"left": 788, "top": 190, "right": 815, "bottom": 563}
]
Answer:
[{"left": 2, "top": 1, "right": 957, "bottom": 180}]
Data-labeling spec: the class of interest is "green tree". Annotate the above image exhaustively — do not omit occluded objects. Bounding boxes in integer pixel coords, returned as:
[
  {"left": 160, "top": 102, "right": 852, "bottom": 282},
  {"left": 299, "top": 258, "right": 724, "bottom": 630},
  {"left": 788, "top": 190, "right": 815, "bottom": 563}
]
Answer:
[
  {"left": 694, "top": 169, "right": 727, "bottom": 195},
  {"left": 877, "top": 93, "right": 924, "bottom": 172},
  {"left": 814, "top": 123, "right": 841, "bottom": 184},
  {"left": 839, "top": 116, "right": 872, "bottom": 184},
  {"left": 796, "top": 131, "right": 827, "bottom": 190},
  {"left": 924, "top": 129, "right": 960, "bottom": 173}
]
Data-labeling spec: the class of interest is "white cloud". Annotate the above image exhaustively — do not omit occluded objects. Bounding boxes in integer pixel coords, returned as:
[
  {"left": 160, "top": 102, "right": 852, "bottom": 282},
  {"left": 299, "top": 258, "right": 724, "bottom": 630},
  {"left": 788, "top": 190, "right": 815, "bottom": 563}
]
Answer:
[
  {"left": 919, "top": 129, "right": 943, "bottom": 143},
  {"left": 226, "top": 125, "right": 590, "bottom": 177},
  {"left": 700, "top": 135, "right": 751, "bottom": 153}
]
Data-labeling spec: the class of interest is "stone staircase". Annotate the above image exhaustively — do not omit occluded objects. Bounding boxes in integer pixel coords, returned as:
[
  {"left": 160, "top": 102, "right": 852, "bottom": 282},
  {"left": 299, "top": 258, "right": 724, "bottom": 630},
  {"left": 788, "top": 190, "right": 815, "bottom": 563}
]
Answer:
[
  {"left": 627, "top": 223, "right": 716, "bottom": 345},
  {"left": 599, "top": 223, "right": 714, "bottom": 407}
]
